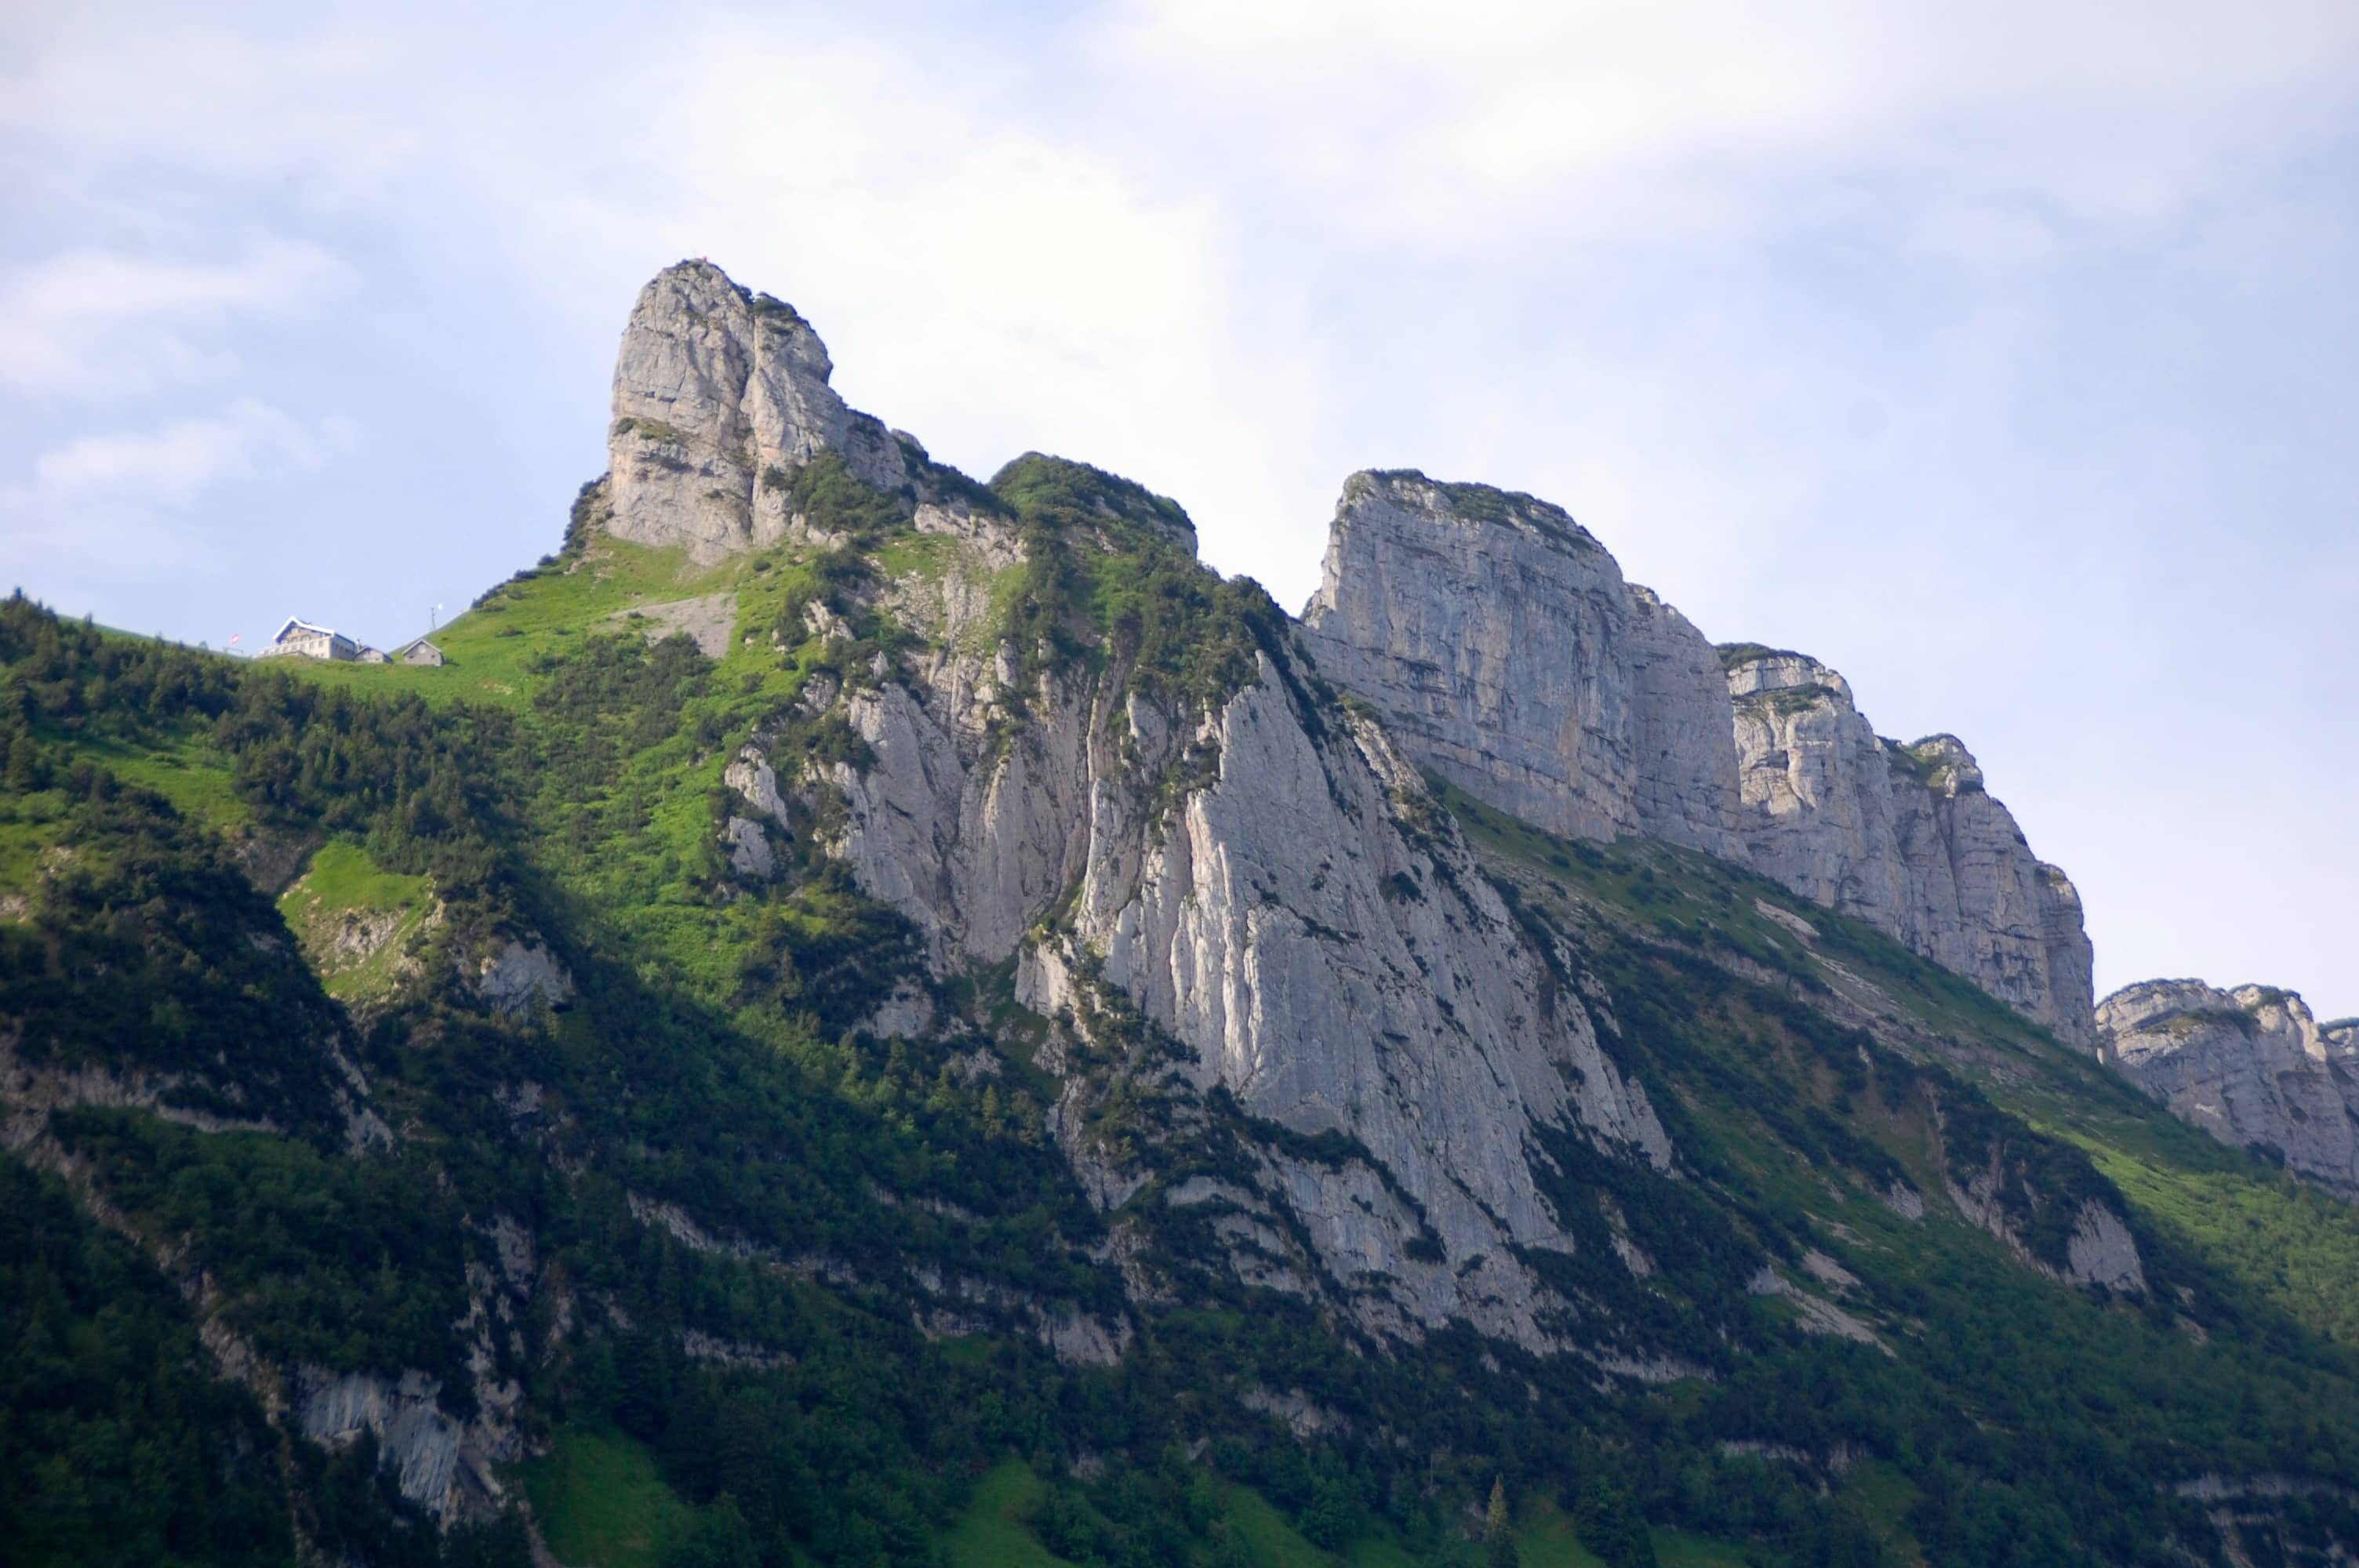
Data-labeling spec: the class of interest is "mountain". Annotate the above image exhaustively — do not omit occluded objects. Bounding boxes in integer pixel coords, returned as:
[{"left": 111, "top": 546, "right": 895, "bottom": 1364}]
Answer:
[
  {"left": 2098, "top": 981, "right": 2359, "bottom": 1196},
  {"left": 1292, "top": 473, "right": 2099, "bottom": 1050},
  {"left": 5, "top": 259, "right": 2358, "bottom": 1568}
]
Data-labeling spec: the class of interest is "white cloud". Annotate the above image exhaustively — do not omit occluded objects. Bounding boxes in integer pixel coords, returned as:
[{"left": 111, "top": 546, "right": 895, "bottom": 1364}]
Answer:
[
  {"left": 32, "top": 398, "right": 325, "bottom": 503},
  {"left": 0, "top": 21, "right": 423, "bottom": 205},
  {"left": 1092, "top": 0, "right": 2359, "bottom": 262},
  {"left": 2, "top": 399, "right": 348, "bottom": 592},
  {"left": 0, "top": 240, "right": 354, "bottom": 396}
]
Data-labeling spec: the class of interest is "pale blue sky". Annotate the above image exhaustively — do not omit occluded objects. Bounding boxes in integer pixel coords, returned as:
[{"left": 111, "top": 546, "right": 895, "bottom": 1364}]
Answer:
[{"left": 3, "top": 2, "right": 2353, "bottom": 1015}]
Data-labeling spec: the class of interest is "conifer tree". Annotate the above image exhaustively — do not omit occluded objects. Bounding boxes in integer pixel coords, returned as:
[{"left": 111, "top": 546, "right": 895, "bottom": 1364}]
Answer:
[{"left": 1485, "top": 1476, "right": 1520, "bottom": 1568}]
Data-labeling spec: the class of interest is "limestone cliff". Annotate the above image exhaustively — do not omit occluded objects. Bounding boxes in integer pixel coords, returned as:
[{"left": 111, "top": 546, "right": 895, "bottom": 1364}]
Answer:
[
  {"left": 606, "top": 268, "right": 2115, "bottom": 1341},
  {"left": 1627, "top": 586, "right": 1754, "bottom": 865},
  {"left": 1297, "top": 470, "right": 1749, "bottom": 860},
  {"left": 1289, "top": 469, "right": 2095, "bottom": 1047},
  {"left": 1725, "top": 651, "right": 2097, "bottom": 1048},
  {"left": 606, "top": 260, "right": 911, "bottom": 560},
  {"left": 772, "top": 478, "right": 1671, "bottom": 1352},
  {"left": 2099, "top": 980, "right": 2359, "bottom": 1195}
]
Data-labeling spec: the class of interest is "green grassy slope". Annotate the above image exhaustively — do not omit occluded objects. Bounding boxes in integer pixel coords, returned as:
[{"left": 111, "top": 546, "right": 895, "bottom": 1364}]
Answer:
[
  {"left": 940, "top": 1460, "right": 1082, "bottom": 1568},
  {"left": 1441, "top": 779, "right": 2359, "bottom": 1564},
  {"left": 276, "top": 838, "right": 435, "bottom": 1004},
  {"left": 1441, "top": 779, "right": 2359, "bottom": 1352},
  {"left": 517, "top": 1430, "right": 698, "bottom": 1568}
]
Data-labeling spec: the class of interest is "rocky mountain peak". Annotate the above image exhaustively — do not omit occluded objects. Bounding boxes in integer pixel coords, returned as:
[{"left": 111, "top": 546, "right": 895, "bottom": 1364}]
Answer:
[
  {"left": 1338, "top": 469, "right": 1604, "bottom": 557},
  {"left": 1721, "top": 645, "right": 1856, "bottom": 706},
  {"left": 2104, "top": 980, "right": 2329, "bottom": 1054},
  {"left": 1724, "top": 644, "right": 2095, "bottom": 1048},
  {"left": 1299, "top": 468, "right": 1747, "bottom": 857},
  {"left": 2100, "top": 978, "right": 2359, "bottom": 1194},
  {"left": 1298, "top": 470, "right": 2098, "bottom": 1046},
  {"left": 605, "top": 259, "right": 910, "bottom": 560},
  {"left": 1893, "top": 734, "right": 1985, "bottom": 797}
]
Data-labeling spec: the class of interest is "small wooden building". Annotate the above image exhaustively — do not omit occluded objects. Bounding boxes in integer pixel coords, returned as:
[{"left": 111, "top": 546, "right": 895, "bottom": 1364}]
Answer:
[{"left": 399, "top": 639, "right": 445, "bottom": 667}]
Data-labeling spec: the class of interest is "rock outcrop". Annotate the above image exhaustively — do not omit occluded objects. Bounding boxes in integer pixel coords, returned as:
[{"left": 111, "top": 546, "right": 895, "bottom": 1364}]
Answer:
[
  {"left": 1724, "top": 650, "right": 2096, "bottom": 1047},
  {"left": 1627, "top": 586, "right": 1754, "bottom": 864},
  {"left": 1297, "top": 470, "right": 1749, "bottom": 859},
  {"left": 296, "top": 1366, "right": 522, "bottom": 1526},
  {"left": 1020, "top": 656, "right": 1674, "bottom": 1349},
  {"left": 777, "top": 466, "right": 1670, "bottom": 1349},
  {"left": 1290, "top": 469, "right": 2095, "bottom": 1047},
  {"left": 465, "top": 939, "right": 574, "bottom": 1018},
  {"left": 2099, "top": 980, "right": 2359, "bottom": 1195},
  {"left": 606, "top": 260, "right": 910, "bottom": 560},
  {"left": 1941, "top": 1127, "right": 2148, "bottom": 1294}
]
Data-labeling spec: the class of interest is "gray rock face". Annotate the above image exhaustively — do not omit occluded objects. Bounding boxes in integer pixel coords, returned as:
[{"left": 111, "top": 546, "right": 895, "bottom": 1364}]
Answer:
[
  {"left": 722, "top": 816, "right": 776, "bottom": 881},
  {"left": 467, "top": 939, "right": 574, "bottom": 1018},
  {"left": 2037, "top": 869, "right": 2098, "bottom": 1043},
  {"left": 1943, "top": 1143, "right": 2148, "bottom": 1294},
  {"left": 2099, "top": 979, "right": 2359, "bottom": 1195},
  {"left": 299, "top": 1370, "right": 461, "bottom": 1512},
  {"left": 1027, "top": 659, "right": 1673, "bottom": 1348},
  {"left": 606, "top": 261, "right": 908, "bottom": 560},
  {"left": 1725, "top": 652, "right": 2096, "bottom": 1047},
  {"left": 799, "top": 501, "right": 1668, "bottom": 1348},
  {"left": 296, "top": 1367, "right": 518, "bottom": 1523},
  {"left": 1626, "top": 586, "right": 1754, "bottom": 862},
  {"left": 2064, "top": 1203, "right": 2147, "bottom": 1293},
  {"left": 821, "top": 673, "right": 1093, "bottom": 970},
  {"left": 1290, "top": 468, "right": 2093, "bottom": 1045},
  {"left": 1726, "top": 653, "right": 1906, "bottom": 916},
  {"left": 725, "top": 746, "right": 785, "bottom": 819},
  {"left": 1298, "top": 470, "right": 1747, "bottom": 858}
]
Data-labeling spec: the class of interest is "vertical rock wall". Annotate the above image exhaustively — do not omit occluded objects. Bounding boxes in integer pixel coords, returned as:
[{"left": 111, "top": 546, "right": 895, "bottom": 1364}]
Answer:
[
  {"left": 1296, "top": 471, "right": 1749, "bottom": 858},
  {"left": 2100, "top": 980, "right": 2359, "bottom": 1194},
  {"left": 1626, "top": 587, "right": 1753, "bottom": 862},
  {"left": 1726, "top": 652, "right": 2097, "bottom": 1047},
  {"left": 1296, "top": 470, "right": 2095, "bottom": 1045},
  {"left": 749, "top": 470, "right": 1673, "bottom": 1348}
]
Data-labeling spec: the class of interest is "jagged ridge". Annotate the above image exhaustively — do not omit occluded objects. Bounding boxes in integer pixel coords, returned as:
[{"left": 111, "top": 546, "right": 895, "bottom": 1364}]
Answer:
[{"left": 1296, "top": 469, "right": 2097, "bottom": 1047}]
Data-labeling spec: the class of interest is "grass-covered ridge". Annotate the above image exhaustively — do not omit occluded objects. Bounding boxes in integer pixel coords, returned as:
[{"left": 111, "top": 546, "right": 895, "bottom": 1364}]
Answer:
[
  {"left": 981, "top": 452, "right": 1289, "bottom": 719},
  {"left": 1355, "top": 468, "right": 1600, "bottom": 553},
  {"left": 1712, "top": 642, "right": 1809, "bottom": 672}
]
